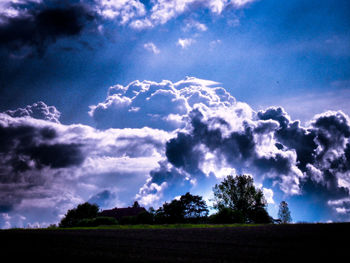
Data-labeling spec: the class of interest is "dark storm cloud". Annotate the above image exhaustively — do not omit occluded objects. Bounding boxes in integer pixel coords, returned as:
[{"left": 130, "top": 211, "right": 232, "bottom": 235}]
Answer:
[
  {"left": 138, "top": 106, "right": 300, "bottom": 205},
  {"left": 258, "top": 107, "right": 318, "bottom": 170},
  {"left": 258, "top": 108, "right": 350, "bottom": 219},
  {"left": 140, "top": 101, "right": 350, "bottom": 221},
  {"left": 26, "top": 143, "right": 85, "bottom": 169},
  {"left": 0, "top": 1, "right": 94, "bottom": 56},
  {"left": 166, "top": 108, "right": 294, "bottom": 178}
]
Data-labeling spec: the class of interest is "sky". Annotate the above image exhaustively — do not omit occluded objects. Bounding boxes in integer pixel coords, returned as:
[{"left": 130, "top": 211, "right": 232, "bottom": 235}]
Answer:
[{"left": 0, "top": 0, "right": 349, "bottom": 228}]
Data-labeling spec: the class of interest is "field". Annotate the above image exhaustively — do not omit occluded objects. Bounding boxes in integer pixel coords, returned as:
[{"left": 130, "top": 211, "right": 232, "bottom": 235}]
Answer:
[{"left": 1, "top": 223, "right": 348, "bottom": 262}]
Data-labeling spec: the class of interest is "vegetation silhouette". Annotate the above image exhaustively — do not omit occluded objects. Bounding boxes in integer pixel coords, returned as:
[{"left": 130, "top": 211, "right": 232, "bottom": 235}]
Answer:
[
  {"left": 59, "top": 175, "right": 279, "bottom": 227},
  {"left": 211, "top": 174, "right": 272, "bottom": 224},
  {"left": 59, "top": 202, "right": 99, "bottom": 227},
  {"left": 154, "top": 192, "right": 209, "bottom": 224},
  {"left": 278, "top": 201, "right": 292, "bottom": 223}
]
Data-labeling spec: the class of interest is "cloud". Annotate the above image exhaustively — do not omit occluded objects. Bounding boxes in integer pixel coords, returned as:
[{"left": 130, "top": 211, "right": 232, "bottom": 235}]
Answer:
[
  {"left": 262, "top": 89, "right": 350, "bottom": 125},
  {"left": 144, "top": 42, "right": 160, "bottom": 54},
  {"left": 3, "top": 76, "right": 350, "bottom": 227},
  {"left": 0, "top": 1, "right": 94, "bottom": 56},
  {"left": 177, "top": 38, "right": 195, "bottom": 49},
  {"left": 258, "top": 107, "right": 350, "bottom": 220},
  {"left": 0, "top": 110, "right": 170, "bottom": 228},
  {"left": 4, "top": 101, "right": 61, "bottom": 123},
  {"left": 128, "top": 0, "right": 257, "bottom": 29},
  {"left": 126, "top": 78, "right": 350, "bottom": 222},
  {"left": 89, "top": 76, "right": 228, "bottom": 131},
  {"left": 183, "top": 20, "right": 207, "bottom": 32},
  {"left": 89, "top": 77, "right": 350, "bottom": 220},
  {"left": 95, "top": 0, "right": 146, "bottom": 23},
  {"left": 0, "top": 0, "right": 257, "bottom": 58}
]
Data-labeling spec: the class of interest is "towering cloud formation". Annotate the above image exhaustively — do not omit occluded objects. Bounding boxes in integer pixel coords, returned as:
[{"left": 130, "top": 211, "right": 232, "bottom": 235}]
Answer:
[{"left": 1, "top": 77, "right": 350, "bottom": 228}]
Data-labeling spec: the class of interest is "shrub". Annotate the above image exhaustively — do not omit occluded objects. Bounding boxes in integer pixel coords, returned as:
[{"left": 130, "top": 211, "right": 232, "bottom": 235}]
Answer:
[
  {"left": 209, "top": 208, "right": 245, "bottom": 224},
  {"left": 136, "top": 211, "right": 154, "bottom": 224},
  {"left": 59, "top": 202, "right": 99, "bottom": 227},
  {"left": 120, "top": 216, "right": 138, "bottom": 225}
]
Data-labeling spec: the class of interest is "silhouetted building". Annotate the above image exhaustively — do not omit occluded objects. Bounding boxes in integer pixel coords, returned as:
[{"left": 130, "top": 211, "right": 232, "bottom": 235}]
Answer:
[{"left": 99, "top": 207, "right": 146, "bottom": 220}]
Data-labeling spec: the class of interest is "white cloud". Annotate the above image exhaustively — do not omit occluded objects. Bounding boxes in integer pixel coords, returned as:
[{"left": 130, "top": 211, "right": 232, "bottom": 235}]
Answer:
[
  {"left": 144, "top": 42, "right": 160, "bottom": 54},
  {"left": 5, "top": 101, "right": 61, "bottom": 123},
  {"left": 0, "top": 0, "right": 42, "bottom": 22},
  {"left": 231, "top": 0, "right": 256, "bottom": 7},
  {"left": 89, "top": 76, "right": 235, "bottom": 130},
  {"left": 183, "top": 20, "right": 208, "bottom": 32},
  {"left": 122, "top": 0, "right": 257, "bottom": 28},
  {"left": 96, "top": 0, "right": 146, "bottom": 23},
  {"left": 263, "top": 188, "right": 275, "bottom": 204},
  {"left": 177, "top": 38, "right": 195, "bottom": 49}
]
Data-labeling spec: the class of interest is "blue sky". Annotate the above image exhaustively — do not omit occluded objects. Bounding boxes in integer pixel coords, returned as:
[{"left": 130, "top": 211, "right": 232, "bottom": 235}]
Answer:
[{"left": 0, "top": 0, "right": 349, "bottom": 227}]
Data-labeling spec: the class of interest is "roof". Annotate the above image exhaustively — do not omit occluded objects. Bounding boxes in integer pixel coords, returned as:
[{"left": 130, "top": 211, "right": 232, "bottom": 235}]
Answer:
[{"left": 99, "top": 207, "right": 146, "bottom": 220}]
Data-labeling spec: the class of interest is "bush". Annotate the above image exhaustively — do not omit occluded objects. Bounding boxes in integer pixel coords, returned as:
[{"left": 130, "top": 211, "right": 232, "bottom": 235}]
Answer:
[
  {"left": 119, "top": 216, "right": 138, "bottom": 225},
  {"left": 136, "top": 211, "right": 154, "bottom": 224},
  {"left": 94, "top": 216, "right": 119, "bottom": 226},
  {"left": 248, "top": 208, "right": 273, "bottom": 224},
  {"left": 59, "top": 202, "right": 99, "bottom": 227},
  {"left": 209, "top": 208, "right": 245, "bottom": 224}
]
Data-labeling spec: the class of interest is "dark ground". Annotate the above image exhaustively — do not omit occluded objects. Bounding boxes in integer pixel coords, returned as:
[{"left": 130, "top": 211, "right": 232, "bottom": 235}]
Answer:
[{"left": 0, "top": 223, "right": 348, "bottom": 262}]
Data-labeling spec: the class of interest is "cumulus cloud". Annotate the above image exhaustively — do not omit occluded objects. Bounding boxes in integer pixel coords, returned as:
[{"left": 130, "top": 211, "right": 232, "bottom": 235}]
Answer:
[
  {"left": 258, "top": 107, "right": 350, "bottom": 220},
  {"left": 122, "top": 78, "right": 350, "bottom": 222},
  {"left": 89, "top": 77, "right": 350, "bottom": 221},
  {"left": 89, "top": 76, "right": 227, "bottom": 130},
  {"left": 3, "top": 76, "right": 350, "bottom": 227},
  {"left": 4, "top": 101, "right": 61, "bottom": 123}
]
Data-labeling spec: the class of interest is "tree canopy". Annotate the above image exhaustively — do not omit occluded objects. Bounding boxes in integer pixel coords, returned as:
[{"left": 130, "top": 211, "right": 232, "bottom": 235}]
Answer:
[
  {"left": 155, "top": 192, "right": 209, "bottom": 223},
  {"left": 212, "top": 174, "right": 271, "bottom": 223},
  {"left": 278, "top": 201, "right": 292, "bottom": 223},
  {"left": 59, "top": 202, "right": 99, "bottom": 227}
]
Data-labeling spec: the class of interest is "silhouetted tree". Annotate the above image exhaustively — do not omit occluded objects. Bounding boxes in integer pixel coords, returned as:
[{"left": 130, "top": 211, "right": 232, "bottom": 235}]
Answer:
[
  {"left": 278, "top": 201, "right": 292, "bottom": 223},
  {"left": 180, "top": 192, "right": 209, "bottom": 219},
  {"left": 212, "top": 174, "right": 271, "bottom": 223},
  {"left": 156, "top": 199, "right": 185, "bottom": 223},
  {"left": 155, "top": 193, "right": 209, "bottom": 223},
  {"left": 59, "top": 202, "right": 99, "bottom": 227},
  {"left": 132, "top": 201, "right": 140, "bottom": 208}
]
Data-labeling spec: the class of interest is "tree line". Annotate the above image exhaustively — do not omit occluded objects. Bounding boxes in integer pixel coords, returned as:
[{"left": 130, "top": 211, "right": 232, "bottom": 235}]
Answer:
[{"left": 59, "top": 174, "right": 292, "bottom": 227}]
